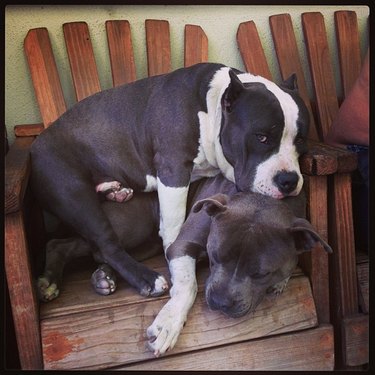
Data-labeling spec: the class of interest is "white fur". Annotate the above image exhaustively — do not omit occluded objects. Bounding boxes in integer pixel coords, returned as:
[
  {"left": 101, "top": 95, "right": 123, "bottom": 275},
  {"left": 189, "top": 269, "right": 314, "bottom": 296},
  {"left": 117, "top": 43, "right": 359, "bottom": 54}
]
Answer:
[
  {"left": 157, "top": 177, "right": 189, "bottom": 249},
  {"left": 147, "top": 255, "right": 197, "bottom": 356},
  {"left": 197, "top": 67, "right": 302, "bottom": 199},
  {"left": 143, "top": 174, "right": 158, "bottom": 192}
]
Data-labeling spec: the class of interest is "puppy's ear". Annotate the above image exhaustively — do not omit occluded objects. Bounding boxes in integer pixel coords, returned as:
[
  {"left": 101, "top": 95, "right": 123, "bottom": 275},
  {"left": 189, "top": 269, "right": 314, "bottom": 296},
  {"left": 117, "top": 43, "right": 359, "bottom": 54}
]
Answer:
[
  {"left": 192, "top": 193, "right": 229, "bottom": 217},
  {"left": 289, "top": 218, "right": 333, "bottom": 254},
  {"left": 221, "top": 70, "right": 244, "bottom": 113},
  {"left": 281, "top": 73, "right": 298, "bottom": 91}
]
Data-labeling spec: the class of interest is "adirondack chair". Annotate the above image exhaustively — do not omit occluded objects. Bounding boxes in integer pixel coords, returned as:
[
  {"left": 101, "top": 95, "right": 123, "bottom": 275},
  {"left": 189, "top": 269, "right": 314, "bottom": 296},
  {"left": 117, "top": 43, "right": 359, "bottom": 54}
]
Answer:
[{"left": 5, "top": 11, "right": 367, "bottom": 370}]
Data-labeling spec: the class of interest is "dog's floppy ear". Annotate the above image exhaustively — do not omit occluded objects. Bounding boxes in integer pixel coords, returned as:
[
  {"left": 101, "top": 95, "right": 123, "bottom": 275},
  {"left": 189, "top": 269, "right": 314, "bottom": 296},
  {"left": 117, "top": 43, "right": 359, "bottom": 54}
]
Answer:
[
  {"left": 289, "top": 218, "right": 333, "bottom": 254},
  {"left": 192, "top": 193, "right": 229, "bottom": 217},
  {"left": 281, "top": 73, "right": 298, "bottom": 91},
  {"left": 221, "top": 70, "right": 245, "bottom": 113}
]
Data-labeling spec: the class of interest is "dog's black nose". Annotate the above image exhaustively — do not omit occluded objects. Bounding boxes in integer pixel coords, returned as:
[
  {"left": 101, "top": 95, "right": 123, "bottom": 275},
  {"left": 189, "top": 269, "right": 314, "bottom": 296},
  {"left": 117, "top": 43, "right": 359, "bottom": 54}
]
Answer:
[
  {"left": 273, "top": 171, "right": 299, "bottom": 195},
  {"left": 208, "top": 291, "right": 234, "bottom": 312}
]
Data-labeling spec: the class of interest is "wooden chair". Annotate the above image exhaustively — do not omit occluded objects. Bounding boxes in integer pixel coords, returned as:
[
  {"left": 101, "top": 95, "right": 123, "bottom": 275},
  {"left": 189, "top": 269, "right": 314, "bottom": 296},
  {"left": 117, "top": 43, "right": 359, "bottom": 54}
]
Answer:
[{"left": 5, "top": 11, "right": 365, "bottom": 370}]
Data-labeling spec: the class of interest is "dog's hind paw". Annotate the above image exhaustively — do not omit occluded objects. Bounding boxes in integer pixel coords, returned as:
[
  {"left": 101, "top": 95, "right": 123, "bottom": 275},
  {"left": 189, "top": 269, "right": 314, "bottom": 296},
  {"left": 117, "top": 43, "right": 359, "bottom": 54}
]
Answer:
[
  {"left": 37, "top": 275, "right": 60, "bottom": 302},
  {"left": 95, "top": 181, "right": 133, "bottom": 203},
  {"left": 91, "top": 264, "right": 117, "bottom": 295}
]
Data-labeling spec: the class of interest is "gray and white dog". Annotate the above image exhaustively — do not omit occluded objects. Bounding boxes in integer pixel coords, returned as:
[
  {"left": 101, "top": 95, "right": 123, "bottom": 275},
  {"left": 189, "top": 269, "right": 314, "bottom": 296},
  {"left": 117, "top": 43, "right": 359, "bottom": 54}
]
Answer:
[
  {"left": 31, "top": 63, "right": 310, "bottom": 298},
  {"left": 38, "top": 175, "right": 332, "bottom": 357}
]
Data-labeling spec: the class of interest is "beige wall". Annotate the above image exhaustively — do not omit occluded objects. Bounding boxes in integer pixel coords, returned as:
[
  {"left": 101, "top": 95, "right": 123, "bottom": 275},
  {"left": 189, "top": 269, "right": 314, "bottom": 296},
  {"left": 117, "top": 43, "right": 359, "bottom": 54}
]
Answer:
[{"left": 5, "top": 5, "right": 369, "bottom": 144}]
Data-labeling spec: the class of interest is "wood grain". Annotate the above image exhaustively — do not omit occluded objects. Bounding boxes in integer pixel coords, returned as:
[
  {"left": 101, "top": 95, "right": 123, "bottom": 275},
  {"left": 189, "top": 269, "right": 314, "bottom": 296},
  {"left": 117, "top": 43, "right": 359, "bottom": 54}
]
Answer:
[
  {"left": 184, "top": 24, "right": 208, "bottom": 67},
  {"left": 237, "top": 21, "right": 272, "bottom": 80},
  {"left": 334, "top": 11, "right": 362, "bottom": 97},
  {"left": 63, "top": 22, "right": 101, "bottom": 101},
  {"left": 302, "top": 12, "right": 339, "bottom": 140},
  {"left": 5, "top": 211, "right": 43, "bottom": 369},
  {"left": 269, "top": 13, "right": 319, "bottom": 141},
  {"left": 106, "top": 20, "right": 136, "bottom": 86},
  {"left": 343, "top": 315, "right": 368, "bottom": 366},
  {"left": 356, "top": 260, "right": 369, "bottom": 314},
  {"left": 123, "top": 325, "right": 334, "bottom": 371},
  {"left": 145, "top": 20, "right": 171, "bottom": 76},
  {"left": 41, "top": 255, "right": 317, "bottom": 370},
  {"left": 14, "top": 123, "right": 44, "bottom": 137},
  {"left": 24, "top": 28, "right": 67, "bottom": 127}
]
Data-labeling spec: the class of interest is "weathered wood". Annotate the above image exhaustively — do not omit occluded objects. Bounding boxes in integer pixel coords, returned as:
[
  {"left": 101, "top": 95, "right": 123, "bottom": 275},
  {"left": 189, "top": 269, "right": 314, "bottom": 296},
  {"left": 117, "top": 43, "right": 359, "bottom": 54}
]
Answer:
[
  {"left": 356, "top": 261, "right": 369, "bottom": 314},
  {"left": 106, "top": 20, "right": 136, "bottom": 86},
  {"left": 302, "top": 12, "right": 339, "bottom": 140},
  {"left": 40, "top": 255, "right": 317, "bottom": 370},
  {"left": 334, "top": 11, "right": 362, "bottom": 97},
  {"left": 24, "top": 28, "right": 67, "bottom": 127},
  {"left": 301, "top": 175, "right": 330, "bottom": 324},
  {"left": 299, "top": 140, "right": 357, "bottom": 176},
  {"left": 14, "top": 123, "right": 44, "bottom": 137},
  {"left": 145, "top": 20, "right": 171, "bottom": 76},
  {"left": 269, "top": 13, "right": 319, "bottom": 141},
  {"left": 342, "top": 315, "right": 368, "bottom": 366},
  {"left": 237, "top": 21, "right": 272, "bottom": 80},
  {"left": 63, "top": 22, "right": 101, "bottom": 101},
  {"left": 5, "top": 211, "right": 43, "bottom": 369},
  {"left": 123, "top": 325, "right": 334, "bottom": 371},
  {"left": 329, "top": 173, "right": 358, "bottom": 318},
  {"left": 184, "top": 24, "right": 208, "bottom": 67},
  {"left": 5, "top": 137, "right": 34, "bottom": 214}
]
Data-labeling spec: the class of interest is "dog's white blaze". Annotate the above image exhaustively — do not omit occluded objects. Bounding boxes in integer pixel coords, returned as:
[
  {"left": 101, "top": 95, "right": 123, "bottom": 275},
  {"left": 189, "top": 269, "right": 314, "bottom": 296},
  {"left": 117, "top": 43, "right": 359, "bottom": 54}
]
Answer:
[
  {"left": 157, "top": 177, "right": 189, "bottom": 249},
  {"left": 200, "top": 67, "right": 302, "bottom": 198}
]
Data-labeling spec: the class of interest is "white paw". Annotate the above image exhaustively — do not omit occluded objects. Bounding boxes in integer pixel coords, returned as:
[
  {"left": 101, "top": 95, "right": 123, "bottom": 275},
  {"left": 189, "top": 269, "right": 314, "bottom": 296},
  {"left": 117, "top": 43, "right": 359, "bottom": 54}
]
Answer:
[
  {"left": 146, "top": 303, "right": 185, "bottom": 357},
  {"left": 267, "top": 277, "right": 290, "bottom": 296},
  {"left": 151, "top": 275, "right": 169, "bottom": 297}
]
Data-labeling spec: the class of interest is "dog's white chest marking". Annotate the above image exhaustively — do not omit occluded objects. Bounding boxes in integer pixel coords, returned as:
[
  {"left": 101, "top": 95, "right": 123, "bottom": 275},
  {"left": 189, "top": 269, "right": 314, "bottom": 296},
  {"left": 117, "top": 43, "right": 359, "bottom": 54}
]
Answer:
[{"left": 147, "top": 255, "right": 197, "bottom": 356}]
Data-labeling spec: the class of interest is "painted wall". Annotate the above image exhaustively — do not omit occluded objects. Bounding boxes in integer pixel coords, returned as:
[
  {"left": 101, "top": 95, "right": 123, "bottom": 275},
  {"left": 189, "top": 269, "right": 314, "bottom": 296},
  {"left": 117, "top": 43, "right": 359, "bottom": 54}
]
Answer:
[{"left": 5, "top": 5, "right": 369, "bottom": 144}]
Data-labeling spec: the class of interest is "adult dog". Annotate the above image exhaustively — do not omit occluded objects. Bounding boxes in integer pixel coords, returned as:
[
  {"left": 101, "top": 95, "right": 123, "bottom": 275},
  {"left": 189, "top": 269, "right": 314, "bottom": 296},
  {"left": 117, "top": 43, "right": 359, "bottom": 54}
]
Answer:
[{"left": 31, "top": 63, "right": 310, "bottom": 297}]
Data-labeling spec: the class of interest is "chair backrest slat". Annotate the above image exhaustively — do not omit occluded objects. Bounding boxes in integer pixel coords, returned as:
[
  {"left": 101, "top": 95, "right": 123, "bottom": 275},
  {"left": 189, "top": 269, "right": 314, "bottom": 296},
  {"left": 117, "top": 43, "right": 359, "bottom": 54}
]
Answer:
[
  {"left": 24, "top": 28, "right": 67, "bottom": 127},
  {"left": 145, "top": 20, "right": 171, "bottom": 76},
  {"left": 237, "top": 21, "right": 272, "bottom": 81},
  {"left": 184, "top": 24, "right": 208, "bottom": 67},
  {"left": 270, "top": 14, "right": 319, "bottom": 141},
  {"left": 302, "top": 12, "right": 339, "bottom": 141},
  {"left": 63, "top": 22, "right": 101, "bottom": 101},
  {"left": 334, "top": 11, "right": 362, "bottom": 97},
  {"left": 106, "top": 20, "right": 137, "bottom": 87}
]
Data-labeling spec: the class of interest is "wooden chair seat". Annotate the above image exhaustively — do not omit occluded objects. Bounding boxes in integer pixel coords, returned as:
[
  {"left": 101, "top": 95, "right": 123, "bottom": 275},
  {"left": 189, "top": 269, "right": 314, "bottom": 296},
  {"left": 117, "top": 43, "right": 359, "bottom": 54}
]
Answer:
[{"left": 5, "top": 11, "right": 367, "bottom": 370}]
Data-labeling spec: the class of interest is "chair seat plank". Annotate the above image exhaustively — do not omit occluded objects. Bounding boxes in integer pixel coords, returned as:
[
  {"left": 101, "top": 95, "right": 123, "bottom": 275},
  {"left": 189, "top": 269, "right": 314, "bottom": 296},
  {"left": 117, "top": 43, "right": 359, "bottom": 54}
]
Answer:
[
  {"left": 237, "top": 21, "right": 272, "bottom": 80},
  {"left": 106, "top": 20, "right": 136, "bottom": 87},
  {"left": 63, "top": 22, "right": 101, "bottom": 101},
  {"left": 334, "top": 11, "right": 362, "bottom": 97},
  {"left": 302, "top": 12, "right": 339, "bottom": 140},
  {"left": 145, "top": 19, "right": 171, "bottom": 76},
  {"left": 269, "top": 14, "right": 319, "bottom": 141},
  {"left": 24, "top": 28, "right": 67, "bottom": 127},
  {"left": 184, "top": 24, "right": 208, "bottom": 67}
]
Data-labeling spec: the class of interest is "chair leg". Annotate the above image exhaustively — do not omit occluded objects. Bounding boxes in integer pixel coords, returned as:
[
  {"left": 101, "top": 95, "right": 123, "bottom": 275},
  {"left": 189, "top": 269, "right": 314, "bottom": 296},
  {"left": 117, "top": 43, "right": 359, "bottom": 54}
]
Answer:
[{"left": 5, "top": 210, "right": 43, "bottom": 369}]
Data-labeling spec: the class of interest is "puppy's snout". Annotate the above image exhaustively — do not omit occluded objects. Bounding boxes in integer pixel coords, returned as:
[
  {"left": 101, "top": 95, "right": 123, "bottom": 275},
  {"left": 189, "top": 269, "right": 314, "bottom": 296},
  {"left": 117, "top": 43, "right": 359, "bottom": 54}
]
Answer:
[
  {"left": 273, "top": 171, "right": 299, "bottom": 195},
  {"left": 208, "top": 290, "right": 234, "bottom": 312}
]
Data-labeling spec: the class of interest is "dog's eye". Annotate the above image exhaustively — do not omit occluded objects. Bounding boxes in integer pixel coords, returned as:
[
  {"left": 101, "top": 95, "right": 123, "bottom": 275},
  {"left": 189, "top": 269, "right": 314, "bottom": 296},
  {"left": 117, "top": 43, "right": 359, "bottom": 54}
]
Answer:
[
  {"left": 252, "top": 271, "right": 271, "bottom": 279},
  {"left": 295, "top": 135, "right": 305, "bottom": 145},
  {"left": 256, "top": 134, "right": 268, "bottom": 144}
]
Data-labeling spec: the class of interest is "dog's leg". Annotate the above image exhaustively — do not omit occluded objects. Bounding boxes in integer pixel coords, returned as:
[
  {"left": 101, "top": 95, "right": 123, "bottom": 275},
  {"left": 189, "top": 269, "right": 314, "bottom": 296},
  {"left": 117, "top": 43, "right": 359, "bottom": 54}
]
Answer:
[
  {"left": 157, "top": 178, "right": 189, "bottom": 250},
  {"left": 147, "top": 254, "right": 197, "bottom": 356},
  {"left": 91, "top": 263, "right": 117, "bottom": 296},
  {"left": 37, "top": 237, "right": 91, "bottom": 302},
  {"left": 96, "top": 181, "right": 133, "bottom": 203}
]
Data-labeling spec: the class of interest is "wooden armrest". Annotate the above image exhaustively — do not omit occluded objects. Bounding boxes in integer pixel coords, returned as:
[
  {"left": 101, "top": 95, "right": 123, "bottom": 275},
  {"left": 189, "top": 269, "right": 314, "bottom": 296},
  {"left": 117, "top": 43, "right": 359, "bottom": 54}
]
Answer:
[
  {"left": 300, "top": 140, "right": 357, "bottom": 176},
  {"left": 14, "top": 123, "right": 44, "bottom": 137},
  {"left": 5, "top": 136, "right": 35, "bottom": 214}
]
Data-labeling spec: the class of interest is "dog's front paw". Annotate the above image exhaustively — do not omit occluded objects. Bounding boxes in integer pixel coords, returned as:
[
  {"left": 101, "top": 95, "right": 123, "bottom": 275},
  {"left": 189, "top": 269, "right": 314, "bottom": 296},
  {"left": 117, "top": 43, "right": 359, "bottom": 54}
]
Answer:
[
  {"left": 91, "top": 264, "right": 117, "bottom": 295},
  {"left": 147, "top": 303, "right": 185, "bottom": 357},
  {"left": 95, "top": 181, "right": 133, "bottom": 203},
  {"left": 267, "top": 276, "right": 291, "bottom": 296},
  {"left": 37, "top": 275, "right": 60, "bottom": 302}
]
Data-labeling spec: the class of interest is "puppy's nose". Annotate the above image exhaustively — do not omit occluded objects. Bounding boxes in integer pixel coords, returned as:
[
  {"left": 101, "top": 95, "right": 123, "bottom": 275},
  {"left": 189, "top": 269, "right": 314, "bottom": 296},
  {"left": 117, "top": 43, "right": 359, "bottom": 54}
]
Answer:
[
  {"left": 273, "top": 171, "right": 299, "bottom": 195},
  {"left": 208, "top": 291, "right": 234, "bottom": 312}
]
